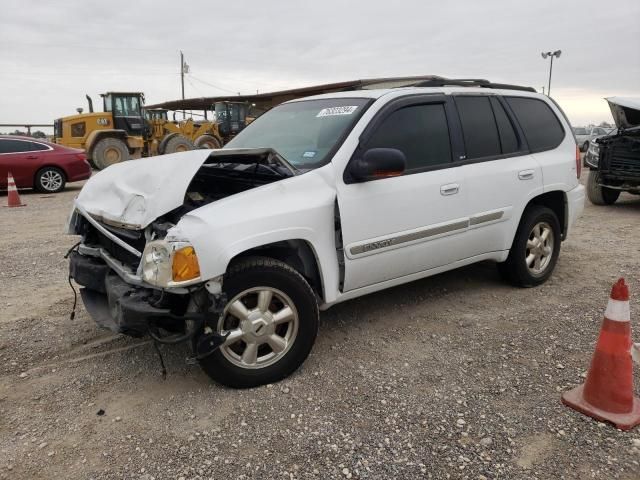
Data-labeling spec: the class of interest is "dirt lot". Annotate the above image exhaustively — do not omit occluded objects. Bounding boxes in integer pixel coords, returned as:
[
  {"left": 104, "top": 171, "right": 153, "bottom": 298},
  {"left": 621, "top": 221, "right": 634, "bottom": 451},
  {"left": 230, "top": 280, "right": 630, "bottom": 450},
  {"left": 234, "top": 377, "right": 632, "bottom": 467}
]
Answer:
[{"left": 1, "top": 173, "right": 640, "bottom": 480}]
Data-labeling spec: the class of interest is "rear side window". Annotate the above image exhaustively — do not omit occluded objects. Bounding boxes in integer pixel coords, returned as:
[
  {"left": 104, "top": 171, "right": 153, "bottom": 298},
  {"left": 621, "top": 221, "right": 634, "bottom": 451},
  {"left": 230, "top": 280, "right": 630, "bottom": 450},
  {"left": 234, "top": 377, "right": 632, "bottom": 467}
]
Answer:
[
  {"left": 0, "top": 139, "right": 34, "bottom": 154},
  {"left": 455, "top": 96, "right": 501, "bottom": 159},
  {"left": 506, "top": 97, "right": 565, "bottom": 152},
  {"left": 490, "top": 97, "right": 519, "bottom": 154},
  {"left": 365, "top": 103, "right": 452, "bottom": 170},
  {"left": 29, "top": 142, "right": 50, "bottom": 151}
]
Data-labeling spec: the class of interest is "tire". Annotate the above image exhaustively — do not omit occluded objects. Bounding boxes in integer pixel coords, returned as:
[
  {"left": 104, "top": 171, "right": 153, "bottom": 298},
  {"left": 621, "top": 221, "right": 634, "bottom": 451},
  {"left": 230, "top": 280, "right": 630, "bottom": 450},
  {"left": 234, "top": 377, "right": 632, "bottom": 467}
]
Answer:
[
  {"left": 581, "top": 141, "right": 589, "bottom": 152},
  {"left": 587, "top": 170, "right": 620, "bottom": 205},
  {"left": 92, "top": 137, "right": 129, "bottom": 170},
  {"left": 497, "top": 206, "right": 561, "bottom": 287},
  {"left": 194, "top": 134, "right": 222, "bottom": 149},
  {"left": 163, "top": 135, "right": 194, "bottom": 154},
  {"left": 35, "top": 166, "right": 66, "bottom": 193},
  {"left": 197, "top": 257, "right": 319, "bottom": 388}
]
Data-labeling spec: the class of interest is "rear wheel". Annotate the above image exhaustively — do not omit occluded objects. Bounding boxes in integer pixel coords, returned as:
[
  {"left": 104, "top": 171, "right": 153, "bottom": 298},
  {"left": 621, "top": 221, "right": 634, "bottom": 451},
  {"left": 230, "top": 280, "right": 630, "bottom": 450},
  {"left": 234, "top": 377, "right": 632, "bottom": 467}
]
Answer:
[
  {"left": 197, "top": 257, "right": 319, "bottom": 388},
  {"left": 194, "top": 134, "right": 222, "bottom": 149},
  {"left": 163, "top": 135, "right": 194, "bottom": 154},
  {"left": 587, "top": 170, "right": 620, "bottom": 205},
  {"left": 92, "top": 137, "right": 129, "bottom": 170},
  {"left": 35, "top": 167, "right": 66, "bottom": 193},
  {"left": 497, "top": 206, "right": 561, "bottom": 287}
]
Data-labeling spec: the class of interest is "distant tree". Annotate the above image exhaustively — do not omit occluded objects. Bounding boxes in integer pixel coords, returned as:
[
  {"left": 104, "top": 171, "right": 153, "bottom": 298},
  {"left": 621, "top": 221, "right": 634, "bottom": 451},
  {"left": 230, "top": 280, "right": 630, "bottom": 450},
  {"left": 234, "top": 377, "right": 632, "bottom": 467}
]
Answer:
[
  {"left": 32, "top": 130, "right": 46, "bottom": 139},
  {"left": 10, "top": 129, "right": 27, "bottom": 136},
  {"left": 598, "top": 121, "right": 613, "bottom": 128}
]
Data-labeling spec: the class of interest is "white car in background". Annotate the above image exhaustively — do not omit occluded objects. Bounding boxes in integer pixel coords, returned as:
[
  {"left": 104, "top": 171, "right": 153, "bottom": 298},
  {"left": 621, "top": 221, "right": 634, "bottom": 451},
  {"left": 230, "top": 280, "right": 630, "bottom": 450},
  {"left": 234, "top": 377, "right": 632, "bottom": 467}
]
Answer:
[
  {"left": 573, "top": 127, "right": 592, "bottom": 152},
  {"left": 67, "top": 79, "right": 585, "bottom": 388}
]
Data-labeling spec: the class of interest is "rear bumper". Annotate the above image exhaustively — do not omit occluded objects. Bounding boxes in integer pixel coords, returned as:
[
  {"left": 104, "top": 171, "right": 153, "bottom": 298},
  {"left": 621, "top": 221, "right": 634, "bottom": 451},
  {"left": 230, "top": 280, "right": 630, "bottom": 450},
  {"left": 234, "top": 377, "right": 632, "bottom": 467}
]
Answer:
[
  {"left": 566, "top": 184, "right": 585, "bottom": 235},
  {"left": 69, "top": 251, "right": 172, "bottom": 337}
]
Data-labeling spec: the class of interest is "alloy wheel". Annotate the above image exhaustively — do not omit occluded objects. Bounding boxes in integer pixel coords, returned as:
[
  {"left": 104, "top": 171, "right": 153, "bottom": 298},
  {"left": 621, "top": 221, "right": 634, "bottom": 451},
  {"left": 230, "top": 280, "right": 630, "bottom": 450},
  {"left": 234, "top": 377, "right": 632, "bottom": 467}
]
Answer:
[
  {"left": 526, "top": 221, "right": 554, "bottom": 276},
  {"left": 217, "top": 287, "right": 299, "bottom": 369},
  {"left": 40, "top": 170, "right": 63, "bottom": 191}
]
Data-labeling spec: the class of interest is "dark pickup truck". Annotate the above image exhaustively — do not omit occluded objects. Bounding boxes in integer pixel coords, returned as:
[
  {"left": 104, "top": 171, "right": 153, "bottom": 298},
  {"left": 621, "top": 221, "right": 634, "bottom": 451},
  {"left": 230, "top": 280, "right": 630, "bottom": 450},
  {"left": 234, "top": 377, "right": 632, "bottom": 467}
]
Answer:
[{"left": 586, "top": 97, "right": 640, "bottom": 205}]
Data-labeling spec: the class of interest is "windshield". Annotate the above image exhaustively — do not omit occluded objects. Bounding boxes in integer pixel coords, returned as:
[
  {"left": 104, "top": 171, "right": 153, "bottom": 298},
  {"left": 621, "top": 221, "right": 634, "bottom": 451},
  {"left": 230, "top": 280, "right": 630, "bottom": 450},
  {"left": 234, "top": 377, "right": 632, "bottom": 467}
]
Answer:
[
  {"left": 225, "top": 98, "right": 370, "bottom": 168},
  {"left": 573, "top": 127, "right": 588, "bottom": 135}
]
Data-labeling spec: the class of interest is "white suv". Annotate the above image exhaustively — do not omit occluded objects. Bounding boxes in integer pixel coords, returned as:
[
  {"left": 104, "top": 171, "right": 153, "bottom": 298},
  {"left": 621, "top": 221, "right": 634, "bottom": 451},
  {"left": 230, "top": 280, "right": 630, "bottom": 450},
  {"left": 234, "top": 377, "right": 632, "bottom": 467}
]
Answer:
[{"left": 68, "top": 80, "right": 585, "bottom": 388}]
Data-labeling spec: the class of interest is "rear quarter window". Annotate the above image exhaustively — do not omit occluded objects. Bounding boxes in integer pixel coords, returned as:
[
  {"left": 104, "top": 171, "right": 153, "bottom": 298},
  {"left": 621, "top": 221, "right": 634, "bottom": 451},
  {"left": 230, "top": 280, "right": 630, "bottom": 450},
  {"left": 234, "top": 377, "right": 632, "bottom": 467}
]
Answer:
[{"left": 506, "top": 97, "right": 565, "bottom": 153}]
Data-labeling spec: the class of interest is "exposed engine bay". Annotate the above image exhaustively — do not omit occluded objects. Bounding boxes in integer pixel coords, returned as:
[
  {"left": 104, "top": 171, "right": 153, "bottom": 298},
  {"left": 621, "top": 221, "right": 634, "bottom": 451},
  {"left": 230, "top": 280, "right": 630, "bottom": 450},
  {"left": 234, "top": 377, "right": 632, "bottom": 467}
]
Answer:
[{"left": 160, "top": 149, "right": 296, "bottom": 225}]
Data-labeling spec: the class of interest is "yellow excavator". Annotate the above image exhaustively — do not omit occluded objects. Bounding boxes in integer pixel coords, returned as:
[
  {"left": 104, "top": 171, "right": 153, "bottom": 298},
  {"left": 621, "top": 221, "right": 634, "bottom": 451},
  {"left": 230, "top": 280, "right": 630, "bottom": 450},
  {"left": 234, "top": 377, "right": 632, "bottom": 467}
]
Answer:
[{"left": 54, "top": 92, "right": 227, "bottom": 169}]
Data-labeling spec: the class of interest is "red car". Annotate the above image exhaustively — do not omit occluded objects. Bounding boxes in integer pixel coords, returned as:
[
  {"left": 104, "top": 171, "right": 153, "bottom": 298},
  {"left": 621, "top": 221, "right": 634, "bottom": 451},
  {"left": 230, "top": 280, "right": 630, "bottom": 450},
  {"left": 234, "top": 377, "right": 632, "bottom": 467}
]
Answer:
[{"left": 0, "top": 135, "right": 92, "bottom": 193}]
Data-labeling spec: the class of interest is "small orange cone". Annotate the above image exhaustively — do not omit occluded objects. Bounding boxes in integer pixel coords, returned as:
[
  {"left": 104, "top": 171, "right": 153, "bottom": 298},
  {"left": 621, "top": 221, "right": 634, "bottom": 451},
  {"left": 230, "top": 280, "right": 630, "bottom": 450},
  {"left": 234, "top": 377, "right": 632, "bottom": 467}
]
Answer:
[
  {"left": 562, "top": 278, "right": 640, "bottom": 430},
  {"left": 5, "top": 171, "right": 26, "bottom": 207}
]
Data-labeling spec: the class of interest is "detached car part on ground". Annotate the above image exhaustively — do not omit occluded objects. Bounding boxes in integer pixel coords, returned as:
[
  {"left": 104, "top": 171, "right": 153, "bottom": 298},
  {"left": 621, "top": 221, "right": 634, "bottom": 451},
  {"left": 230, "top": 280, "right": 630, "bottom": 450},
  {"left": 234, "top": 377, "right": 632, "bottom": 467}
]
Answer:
[
  {"left": 67, "top": 84, "right": 585, "bottom": 388},
  {"left": 586, "top": 97, "right": 640, "bottom": 205}
]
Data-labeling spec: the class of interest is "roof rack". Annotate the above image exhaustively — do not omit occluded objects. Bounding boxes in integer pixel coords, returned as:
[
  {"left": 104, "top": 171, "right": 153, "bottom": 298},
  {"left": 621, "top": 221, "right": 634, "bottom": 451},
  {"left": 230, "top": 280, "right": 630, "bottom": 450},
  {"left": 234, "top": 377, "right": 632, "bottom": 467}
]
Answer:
[{"left": 411, "top": 78, "right": 536, "bottom": 93}]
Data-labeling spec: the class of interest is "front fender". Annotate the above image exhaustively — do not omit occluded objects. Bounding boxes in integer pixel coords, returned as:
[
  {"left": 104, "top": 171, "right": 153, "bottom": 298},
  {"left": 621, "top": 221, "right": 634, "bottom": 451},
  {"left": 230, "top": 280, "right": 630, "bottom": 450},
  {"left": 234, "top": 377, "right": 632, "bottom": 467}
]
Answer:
[{"left": 167, "top": 167, "right": 341, "bottom": 303}]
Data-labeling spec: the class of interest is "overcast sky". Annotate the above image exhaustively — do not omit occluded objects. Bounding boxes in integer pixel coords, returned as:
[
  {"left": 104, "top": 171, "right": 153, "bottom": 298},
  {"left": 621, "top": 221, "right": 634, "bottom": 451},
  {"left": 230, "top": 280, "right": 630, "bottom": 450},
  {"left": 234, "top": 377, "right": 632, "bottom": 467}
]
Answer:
[{"left": 1, "top": 0, "right": 639, "bottom": 132}]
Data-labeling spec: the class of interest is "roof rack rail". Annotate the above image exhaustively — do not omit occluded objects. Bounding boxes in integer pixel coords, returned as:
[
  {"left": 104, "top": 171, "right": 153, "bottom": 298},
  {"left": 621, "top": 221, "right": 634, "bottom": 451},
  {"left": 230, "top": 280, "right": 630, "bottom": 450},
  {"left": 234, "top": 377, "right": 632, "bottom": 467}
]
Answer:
[{"left": 411, "top": 77, "right": 536, "bottom": 93}]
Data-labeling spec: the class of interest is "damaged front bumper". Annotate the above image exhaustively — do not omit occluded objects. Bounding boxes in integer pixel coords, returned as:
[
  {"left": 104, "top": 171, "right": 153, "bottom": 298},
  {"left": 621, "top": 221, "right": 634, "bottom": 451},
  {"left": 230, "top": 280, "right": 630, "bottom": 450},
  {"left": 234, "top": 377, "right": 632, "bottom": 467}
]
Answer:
[
  {"left": 69, "top": 250, "right": 229, "bottom": 358},
  {"left": 70, "top": 251, "right": 177, "bottom": 337}
]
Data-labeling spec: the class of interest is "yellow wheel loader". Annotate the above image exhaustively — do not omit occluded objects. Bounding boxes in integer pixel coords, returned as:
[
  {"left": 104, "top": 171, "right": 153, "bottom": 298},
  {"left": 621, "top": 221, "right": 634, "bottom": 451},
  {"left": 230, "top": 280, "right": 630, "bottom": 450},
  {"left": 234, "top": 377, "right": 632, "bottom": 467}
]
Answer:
[{"left": 54, "top": 92, "right": 199, "bottom": 170}]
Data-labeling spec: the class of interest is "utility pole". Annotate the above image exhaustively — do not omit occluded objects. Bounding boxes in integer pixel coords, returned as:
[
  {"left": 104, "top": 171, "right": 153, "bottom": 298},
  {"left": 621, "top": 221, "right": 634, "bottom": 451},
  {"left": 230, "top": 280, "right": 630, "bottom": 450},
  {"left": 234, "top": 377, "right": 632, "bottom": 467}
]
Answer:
[
  {"left": 180, "top": 51, "right": 185, "bottom": 101},
  {"left": 180, "top": 51, "right": 190, "bottom": 118},
  {"left": 541, "top": 50, "right": 561, "bottom": 96}
]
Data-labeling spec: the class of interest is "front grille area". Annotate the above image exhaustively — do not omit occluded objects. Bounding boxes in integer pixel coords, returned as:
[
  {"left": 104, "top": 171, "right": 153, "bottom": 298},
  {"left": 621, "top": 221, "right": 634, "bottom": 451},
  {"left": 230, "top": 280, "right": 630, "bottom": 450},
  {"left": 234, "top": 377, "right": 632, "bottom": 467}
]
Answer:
[
  {"left": 79, "top": 216, "right": 145, "bottom": 268},
  {"left": 600, "top": 135, "right": 640, "bottom": 178}
]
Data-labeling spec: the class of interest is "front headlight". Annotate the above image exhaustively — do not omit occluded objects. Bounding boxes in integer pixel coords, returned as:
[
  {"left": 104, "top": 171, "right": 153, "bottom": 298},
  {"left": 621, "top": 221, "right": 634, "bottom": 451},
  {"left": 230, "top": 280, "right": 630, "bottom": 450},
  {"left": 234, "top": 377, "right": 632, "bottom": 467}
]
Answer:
[{"left": 141, "top": 240, "right": 201, "bottom": 287}]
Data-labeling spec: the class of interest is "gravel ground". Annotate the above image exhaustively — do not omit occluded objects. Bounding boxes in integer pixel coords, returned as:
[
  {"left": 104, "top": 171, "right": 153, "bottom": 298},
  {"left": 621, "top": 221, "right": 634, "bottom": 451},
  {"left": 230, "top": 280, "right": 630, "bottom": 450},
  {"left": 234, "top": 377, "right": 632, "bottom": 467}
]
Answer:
[{"left": 1, "top": 172, "right": 640, "bottom": 480}]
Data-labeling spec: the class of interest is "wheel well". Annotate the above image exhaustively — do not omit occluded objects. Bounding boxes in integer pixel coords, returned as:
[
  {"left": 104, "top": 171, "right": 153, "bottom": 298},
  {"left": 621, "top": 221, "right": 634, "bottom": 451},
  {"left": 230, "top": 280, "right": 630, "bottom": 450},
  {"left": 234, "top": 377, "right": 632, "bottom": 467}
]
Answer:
[
  {"left": 525, "top": 190, "right": 567, "bottom": 239},
  {"left": 228, "top": 240, "right": 324, "bottom": 301},
  {"left": 34, "top": 165, "right": 67, "bottom": 186}
]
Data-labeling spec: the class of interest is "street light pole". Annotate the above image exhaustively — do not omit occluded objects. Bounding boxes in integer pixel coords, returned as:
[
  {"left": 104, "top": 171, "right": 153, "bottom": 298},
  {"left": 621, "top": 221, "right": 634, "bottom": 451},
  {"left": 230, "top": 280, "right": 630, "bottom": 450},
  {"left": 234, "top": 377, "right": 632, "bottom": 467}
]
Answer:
[{"left": 541, "top": 50, "right": 562, "bottom": 96}]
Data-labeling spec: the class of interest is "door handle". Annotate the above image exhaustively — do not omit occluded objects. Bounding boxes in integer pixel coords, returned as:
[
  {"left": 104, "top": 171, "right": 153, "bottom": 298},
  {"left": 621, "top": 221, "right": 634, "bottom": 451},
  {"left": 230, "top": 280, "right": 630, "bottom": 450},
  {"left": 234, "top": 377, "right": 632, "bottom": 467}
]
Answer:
[
  {"left": 26, "top": 155, "right": 38, "bottom": 159},
  {"left": 518, "top": 169, "right": 535, "bottom": 180},
  {"left": 440, "top": 183, "right": 459, "bottom": 196}
]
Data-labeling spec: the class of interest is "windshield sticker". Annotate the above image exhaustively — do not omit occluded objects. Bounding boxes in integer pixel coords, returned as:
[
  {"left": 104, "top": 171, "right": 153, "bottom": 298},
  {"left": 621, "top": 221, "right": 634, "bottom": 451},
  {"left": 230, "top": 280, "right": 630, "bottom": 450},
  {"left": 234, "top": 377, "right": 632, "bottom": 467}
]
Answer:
[
  {"left": 302, "top": 151, "right": 317, "bottom": 158},
  {"left": 316, "top": 106, "right": 359, "bottom": 117}
]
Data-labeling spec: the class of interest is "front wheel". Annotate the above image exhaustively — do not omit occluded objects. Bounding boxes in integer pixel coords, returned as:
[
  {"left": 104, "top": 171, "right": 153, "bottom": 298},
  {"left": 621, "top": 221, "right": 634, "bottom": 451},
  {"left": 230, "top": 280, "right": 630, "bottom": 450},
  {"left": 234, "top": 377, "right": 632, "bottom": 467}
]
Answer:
[
  {"left": 194, "top": 134, "right": 222, "bottom": 149},
  {"left": 163, "top": 135, "right": 194, "bottom": 154},
  {"left": 197, "top": 257, "right": 319, "bottom": 388},
  {"left": 497, "top": 206, "right": 561, "bottom": 287},
  {"left": 587, "top": 170, "right": 620, "bottom": 205}
]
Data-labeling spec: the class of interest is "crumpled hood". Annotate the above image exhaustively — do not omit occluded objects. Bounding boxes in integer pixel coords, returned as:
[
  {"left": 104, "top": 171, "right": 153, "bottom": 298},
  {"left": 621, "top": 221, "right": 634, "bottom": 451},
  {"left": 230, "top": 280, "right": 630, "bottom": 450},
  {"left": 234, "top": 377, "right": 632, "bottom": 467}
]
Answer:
[
  {"left": 75, "top": 150, "right": 212, "bottom": 229},
  {"left": 606, "top": 97, "right": 640, "bottom": 129}
]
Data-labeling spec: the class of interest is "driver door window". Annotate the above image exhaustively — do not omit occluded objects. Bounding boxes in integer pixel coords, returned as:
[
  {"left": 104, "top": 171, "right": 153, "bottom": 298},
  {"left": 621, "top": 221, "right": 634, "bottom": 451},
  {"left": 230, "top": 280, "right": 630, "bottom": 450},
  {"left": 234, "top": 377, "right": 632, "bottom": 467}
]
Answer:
[{"left": 365, "top": 103, "right": 452, "bottom": 171}]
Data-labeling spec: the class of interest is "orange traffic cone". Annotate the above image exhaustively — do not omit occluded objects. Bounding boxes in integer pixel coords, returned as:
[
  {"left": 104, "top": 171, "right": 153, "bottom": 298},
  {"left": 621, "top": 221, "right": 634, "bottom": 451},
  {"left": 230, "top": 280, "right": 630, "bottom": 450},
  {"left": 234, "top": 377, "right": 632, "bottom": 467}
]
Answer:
[
  {"left": 562, "top": 278, "right": 640, "bottom": 430},
  {"left": 5, "top": 171, "right": 25, "bottom": 207}
]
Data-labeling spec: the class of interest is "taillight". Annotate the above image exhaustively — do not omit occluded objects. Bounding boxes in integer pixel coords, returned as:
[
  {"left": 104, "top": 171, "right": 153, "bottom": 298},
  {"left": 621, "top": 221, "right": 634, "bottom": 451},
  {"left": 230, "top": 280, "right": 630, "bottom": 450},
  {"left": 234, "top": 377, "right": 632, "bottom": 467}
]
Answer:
[
  {"left": 575, "top": 145, "right": 581, "bottom": 179},
  {"left": 76, "top": 153, "right": 86, "bottom": 161}
]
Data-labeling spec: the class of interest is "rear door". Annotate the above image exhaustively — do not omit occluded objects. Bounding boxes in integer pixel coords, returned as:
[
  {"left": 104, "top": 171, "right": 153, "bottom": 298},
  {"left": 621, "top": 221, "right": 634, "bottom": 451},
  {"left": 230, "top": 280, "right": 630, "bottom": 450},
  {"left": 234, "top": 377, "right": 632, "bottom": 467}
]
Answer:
[
  {"left": 336, "top": 95, "right": 469, "bottom": 291},
  {"left": 453, "top": 95, "right": 544, "bottom": 257}
]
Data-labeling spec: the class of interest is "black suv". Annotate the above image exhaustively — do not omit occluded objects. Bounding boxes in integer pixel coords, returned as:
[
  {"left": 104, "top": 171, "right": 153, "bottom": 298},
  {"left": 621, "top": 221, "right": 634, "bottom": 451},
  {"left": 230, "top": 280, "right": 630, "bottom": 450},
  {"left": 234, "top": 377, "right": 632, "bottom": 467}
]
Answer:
[{"left": 586, "top": 97, "right": 640, "bottom": 205}]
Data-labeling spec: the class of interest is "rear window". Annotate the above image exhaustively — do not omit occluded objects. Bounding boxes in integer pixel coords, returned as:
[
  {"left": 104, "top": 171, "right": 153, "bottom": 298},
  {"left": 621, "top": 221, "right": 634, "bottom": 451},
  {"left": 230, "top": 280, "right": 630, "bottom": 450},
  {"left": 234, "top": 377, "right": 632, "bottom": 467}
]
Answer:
[
  {"left": 506, "top": 97, "right": 565, "bottom": 152},
  {"left": 573, "top": 128, "right": 588, "bottom": 135}
]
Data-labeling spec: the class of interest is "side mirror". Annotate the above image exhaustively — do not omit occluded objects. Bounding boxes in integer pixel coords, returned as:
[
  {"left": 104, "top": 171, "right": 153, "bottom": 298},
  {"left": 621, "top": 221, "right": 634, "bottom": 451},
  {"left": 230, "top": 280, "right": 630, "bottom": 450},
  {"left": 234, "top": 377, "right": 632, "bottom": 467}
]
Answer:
[{"left": 349, "top": 148, "right": 406, "bottom": 182}]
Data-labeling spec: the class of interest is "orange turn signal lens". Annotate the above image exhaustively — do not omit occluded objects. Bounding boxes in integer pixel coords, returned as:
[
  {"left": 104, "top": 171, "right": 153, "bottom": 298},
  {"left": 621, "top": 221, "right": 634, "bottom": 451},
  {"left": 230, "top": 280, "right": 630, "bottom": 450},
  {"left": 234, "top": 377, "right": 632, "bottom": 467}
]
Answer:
[{"left": 172, "top": 246, "right": 200, "bottom": 282}]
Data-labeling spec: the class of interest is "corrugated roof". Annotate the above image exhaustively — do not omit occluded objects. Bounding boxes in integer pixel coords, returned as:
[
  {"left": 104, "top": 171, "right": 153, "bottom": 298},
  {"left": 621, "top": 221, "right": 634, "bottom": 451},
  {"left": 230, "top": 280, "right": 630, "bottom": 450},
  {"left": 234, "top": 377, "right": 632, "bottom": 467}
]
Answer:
[{"left": 145, "top": 75, "right": 443, "bottom": 111}]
